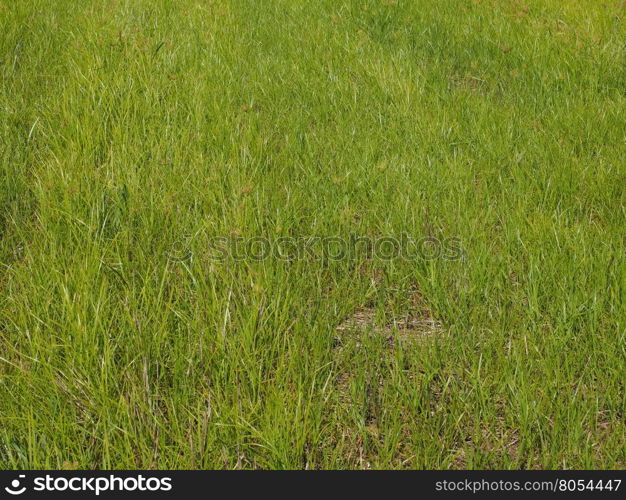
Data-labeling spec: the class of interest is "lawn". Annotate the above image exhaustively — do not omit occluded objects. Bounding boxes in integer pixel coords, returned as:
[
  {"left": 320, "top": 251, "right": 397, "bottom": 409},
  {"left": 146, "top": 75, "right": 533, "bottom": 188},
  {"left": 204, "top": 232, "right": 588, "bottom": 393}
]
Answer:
[{"left": 1, "top": 0, "right": 625, "bottom": 469}]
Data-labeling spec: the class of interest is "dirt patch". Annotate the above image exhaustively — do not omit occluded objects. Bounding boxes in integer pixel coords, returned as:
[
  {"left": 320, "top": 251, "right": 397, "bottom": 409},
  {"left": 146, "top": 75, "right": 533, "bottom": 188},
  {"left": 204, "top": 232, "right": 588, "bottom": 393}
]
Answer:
[
  {"left": 335, "top": 286, "right": 443, "bottom": 348},
  {"left": 330, "top": 284, "right": 446, "bottom": 467}
]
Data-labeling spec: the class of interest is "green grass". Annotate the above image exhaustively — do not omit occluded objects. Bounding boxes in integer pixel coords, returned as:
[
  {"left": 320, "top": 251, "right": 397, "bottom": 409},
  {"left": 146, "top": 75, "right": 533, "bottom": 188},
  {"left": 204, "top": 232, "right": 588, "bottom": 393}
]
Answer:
[{"left": 1, "top": 0, "right": 625, "bottom": 469}]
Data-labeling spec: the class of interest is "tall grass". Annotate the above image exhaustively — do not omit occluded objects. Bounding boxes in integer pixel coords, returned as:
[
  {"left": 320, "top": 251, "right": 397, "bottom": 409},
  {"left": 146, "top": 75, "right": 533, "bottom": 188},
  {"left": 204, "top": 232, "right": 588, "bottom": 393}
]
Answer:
[{"left": 1, "top": 0, "right": 625, "bottom": 468}]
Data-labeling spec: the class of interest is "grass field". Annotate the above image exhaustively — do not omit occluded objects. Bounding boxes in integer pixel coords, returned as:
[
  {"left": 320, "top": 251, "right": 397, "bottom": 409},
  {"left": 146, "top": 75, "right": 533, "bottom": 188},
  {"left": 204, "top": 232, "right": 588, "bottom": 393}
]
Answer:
[{"left": 1, "top": 0, "right": 625, "bottom": 469}]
